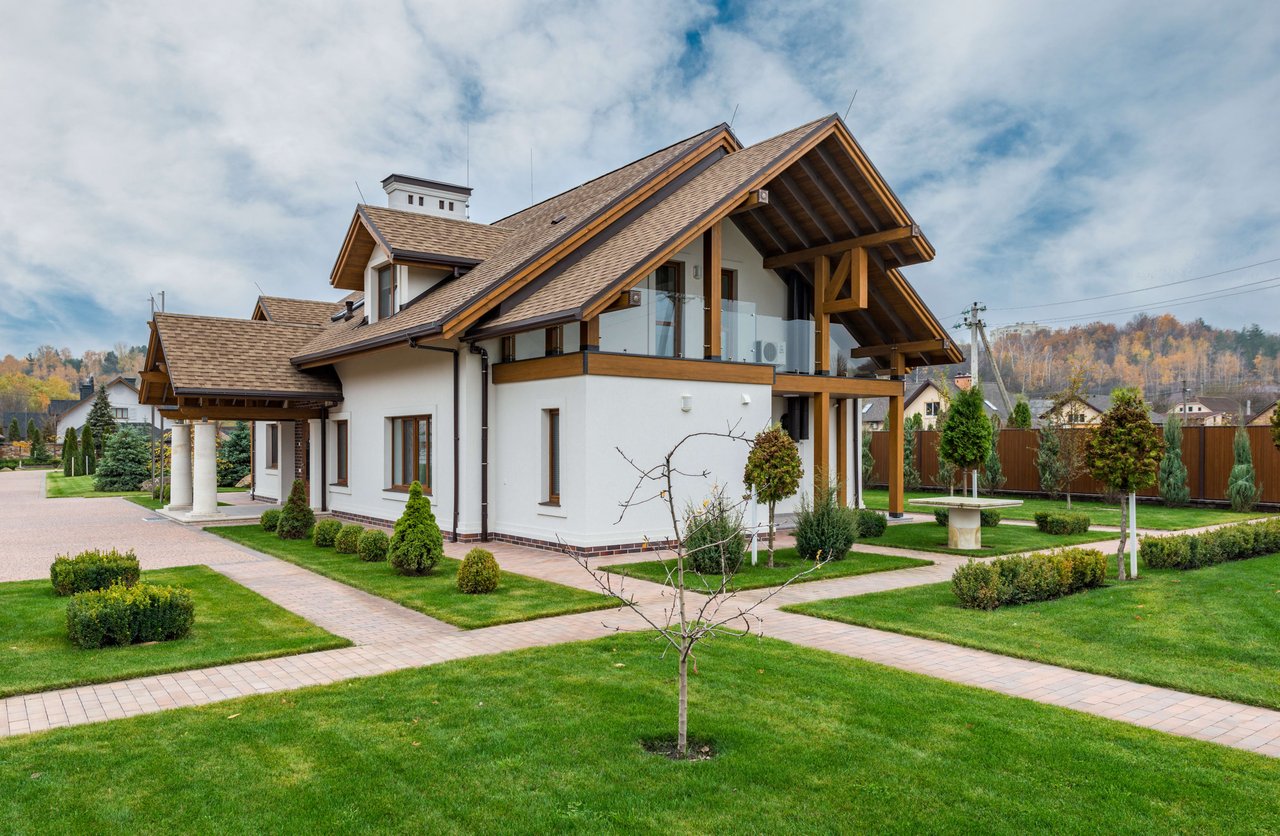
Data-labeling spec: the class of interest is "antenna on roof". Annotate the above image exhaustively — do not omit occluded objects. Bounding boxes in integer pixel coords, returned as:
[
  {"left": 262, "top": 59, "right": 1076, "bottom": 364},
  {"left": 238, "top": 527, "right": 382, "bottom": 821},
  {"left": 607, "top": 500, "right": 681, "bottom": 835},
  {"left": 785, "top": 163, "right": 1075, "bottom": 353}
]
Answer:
[
  {"left": 729, "top": 103, "right": 740, "bottom": 130},
  {"left": 253, "top": 281, "right": 267, "bottom": 298},
  {"left": 354, "top": 179, "right": 368, "bottom": 204},
  {"left": 843, "top": 90, "right": 858, "bottom": 121}
]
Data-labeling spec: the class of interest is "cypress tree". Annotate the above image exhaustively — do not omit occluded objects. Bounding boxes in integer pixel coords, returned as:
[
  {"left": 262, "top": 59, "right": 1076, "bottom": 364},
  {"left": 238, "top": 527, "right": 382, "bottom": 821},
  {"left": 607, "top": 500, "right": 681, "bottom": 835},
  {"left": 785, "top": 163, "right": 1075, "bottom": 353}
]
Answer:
[
  {"left": 81, "top": 425, "right": 96, "bottom": 475},
  {"left": 7, "top": 417, "right": 20, "bottom": 443},
  {"left": 1010, "top": 398, "right": 1033, "bottom": 429},
  {"left": 26, "top": 419, "right": 38, "bottom": 444},
  {"left": 980, "top": 416, "right": 1006, "bottom": 493},
  {"left": 62, "top": 428, "right": 78, "bottom": 476},
  {"left": 1036, "top": 421, "right": 1067, "bottom": 498},
  {"left": 29, "top": 423, "right": 50, "bottom": 463},
  {"left": 1226, "top": 426, "right": 1261, "bottom": 512},
  {"left": 1157, "top": 415, "right": 1190, "bottom": 506}
]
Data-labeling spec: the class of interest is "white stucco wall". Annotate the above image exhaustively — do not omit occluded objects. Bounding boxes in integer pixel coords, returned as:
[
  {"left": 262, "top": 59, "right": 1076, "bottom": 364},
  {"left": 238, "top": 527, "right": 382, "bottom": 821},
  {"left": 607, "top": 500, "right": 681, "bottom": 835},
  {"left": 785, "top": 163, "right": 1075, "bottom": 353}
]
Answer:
[{"left": 57, "top": 380, "right": 160, "bottom": 436}]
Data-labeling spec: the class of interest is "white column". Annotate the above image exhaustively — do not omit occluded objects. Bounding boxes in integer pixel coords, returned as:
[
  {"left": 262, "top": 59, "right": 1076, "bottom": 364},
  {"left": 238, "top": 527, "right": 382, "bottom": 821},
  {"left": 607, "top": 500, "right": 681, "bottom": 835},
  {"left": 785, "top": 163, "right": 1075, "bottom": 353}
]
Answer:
[
  {"left": 308, "top": 418, "right": 323, "bottom": 510},
  {"left": 167, "top": 420, "right": 192, "bottom": 509},
  {"left": 853, "top": 398, "right": 865, "bottom": 509},
  {"left": 191, "top": 420, "right": 218, "bottom": 516}
]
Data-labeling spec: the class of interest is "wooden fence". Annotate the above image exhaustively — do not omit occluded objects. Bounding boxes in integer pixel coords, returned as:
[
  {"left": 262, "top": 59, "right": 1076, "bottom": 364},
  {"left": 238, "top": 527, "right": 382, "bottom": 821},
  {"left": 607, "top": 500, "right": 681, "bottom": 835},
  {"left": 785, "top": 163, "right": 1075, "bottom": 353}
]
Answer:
[{"left": 866, "top": 426, "right": 1280, "bottom": 506}]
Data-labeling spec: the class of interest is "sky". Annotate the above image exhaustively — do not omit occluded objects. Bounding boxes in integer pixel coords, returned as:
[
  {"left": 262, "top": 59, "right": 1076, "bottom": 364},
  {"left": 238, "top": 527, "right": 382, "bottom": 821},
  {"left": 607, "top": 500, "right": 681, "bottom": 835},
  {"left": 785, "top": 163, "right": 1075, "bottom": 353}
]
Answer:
[{"left": 2, "top": 0, "right": 1278, "bottom": 357}]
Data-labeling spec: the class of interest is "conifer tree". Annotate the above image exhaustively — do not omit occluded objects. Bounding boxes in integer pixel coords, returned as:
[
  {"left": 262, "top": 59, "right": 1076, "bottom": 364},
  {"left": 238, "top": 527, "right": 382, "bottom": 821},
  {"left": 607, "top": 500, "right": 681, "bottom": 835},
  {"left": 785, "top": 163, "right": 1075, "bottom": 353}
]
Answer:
[
  {"left": 938, "top": 385, "right": 993, "bottom": 497},
  {"left": 8, "top": 417, "right": 20, "bottom": 443},
  {"left": 1226, "top": 425, "right": 1261, "bottom": 513},
  {"left": 85, "top": 385, "right": 117, "bottom": 455},
  {"left": 62, "top": 428, "right": 78, "bottom": 476},
  {"left": 980, "top": 416, "right": 1006, "bottom": 493},
  {"left": 217, "top": 421, "right": 251, "bottom": 487},
  {"left": 81, "top": 425, "right": 96, "bottom": 475},
  {"left": 1157, "top": 415, "right": 1190, "bottom": 506},
  {"left": 94, "top": 428, "right": 151, "bottom": 491},
  {"left": 1010, "top": 398, "right": 1033, "bottom": 429},
  {"left": 388, "top": 481, "right": 444, "bottom": 575}
]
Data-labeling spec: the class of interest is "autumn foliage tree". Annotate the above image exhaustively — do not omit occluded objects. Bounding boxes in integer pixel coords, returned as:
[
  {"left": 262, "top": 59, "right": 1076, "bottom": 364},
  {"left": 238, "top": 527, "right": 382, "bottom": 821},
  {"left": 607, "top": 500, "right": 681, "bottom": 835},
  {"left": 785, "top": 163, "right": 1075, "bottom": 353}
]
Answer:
[
  {"left": 1087, "top": 388, "right": 1163, "bottom": 580},
  {"left": 742, "top": 423, "right": 803, "bottom": 568}
]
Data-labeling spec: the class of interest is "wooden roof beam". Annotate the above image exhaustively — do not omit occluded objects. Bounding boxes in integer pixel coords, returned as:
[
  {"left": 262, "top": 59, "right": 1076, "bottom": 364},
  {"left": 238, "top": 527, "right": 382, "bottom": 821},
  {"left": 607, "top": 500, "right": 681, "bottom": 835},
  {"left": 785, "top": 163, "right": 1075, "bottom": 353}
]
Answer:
[
  {"left": 850, "top": 338, "right": 950, "bottom": 359},
  {"left": 763, "top": 226, "right": 918, "bottom": 270},
  {"left": 777, "top": 171, "right": 838, "bottom": 242}
]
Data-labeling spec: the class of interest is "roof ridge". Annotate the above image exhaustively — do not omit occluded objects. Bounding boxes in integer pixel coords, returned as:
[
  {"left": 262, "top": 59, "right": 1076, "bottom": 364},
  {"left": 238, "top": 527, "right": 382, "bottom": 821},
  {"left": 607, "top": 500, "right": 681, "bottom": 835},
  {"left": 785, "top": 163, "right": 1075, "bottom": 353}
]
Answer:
[
  {"left": 359, "top": 204, "right": 511, "bottom": 234},
  {"left": 259, "top": 294, "right": 348, "bottom": 305},
  {"left": 155, "top": 312, "right": 325, "bottom": 329}
]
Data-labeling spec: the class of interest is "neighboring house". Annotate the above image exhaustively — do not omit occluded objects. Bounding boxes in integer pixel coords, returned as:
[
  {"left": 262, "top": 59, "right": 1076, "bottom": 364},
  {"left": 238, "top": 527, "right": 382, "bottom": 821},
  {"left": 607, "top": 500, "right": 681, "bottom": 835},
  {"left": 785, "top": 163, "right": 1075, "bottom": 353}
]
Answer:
[
  {"left": 1248, "top": 399, "right": 1278, "bottom": 428},
  {"left": 1034, "top": 395, "right": 1110, "bottom": 428},
  {"left": 138, "top": 114, "right": 962, "bottom": 551},
  {"left": 861, "top": 374, "right": 1005, "bottom": 431},
  {"left": 1165, "top": 395, "right": 1243, "bottom": 427},
  {"left": 56, "top": 375, "right": 164, "bottom": 439}
]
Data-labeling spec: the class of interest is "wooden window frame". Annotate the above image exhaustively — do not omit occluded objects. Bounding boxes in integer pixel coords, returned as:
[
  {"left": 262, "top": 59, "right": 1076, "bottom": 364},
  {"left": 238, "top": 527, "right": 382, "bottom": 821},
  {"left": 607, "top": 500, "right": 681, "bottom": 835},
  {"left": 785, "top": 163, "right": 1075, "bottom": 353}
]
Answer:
[
  {"left": 377, "top": 265, "right": 397, "bottom": 320},
  {"left": 501, "top": 335, "right": 517, "bottom": 363},
  {"left": 266, "top": 423, "right": 280, "bottom": 470},
  {"left": 545, "top": 408, "right": 561, "bottom": 506},
  {"left": 388, "top": 415, "right": 431, "bottom": 493},
  {"left": 333, "top": 420, "right": 349, "bottom": 486},
  {"left": 112, "top": 407, "right": 129, "bottom": 420},
  {"left": 545, "top": 326, "right": 564, "bottom": 357},
  {"left": 653, "top": 261, "right": 685, "bottom": 359}
]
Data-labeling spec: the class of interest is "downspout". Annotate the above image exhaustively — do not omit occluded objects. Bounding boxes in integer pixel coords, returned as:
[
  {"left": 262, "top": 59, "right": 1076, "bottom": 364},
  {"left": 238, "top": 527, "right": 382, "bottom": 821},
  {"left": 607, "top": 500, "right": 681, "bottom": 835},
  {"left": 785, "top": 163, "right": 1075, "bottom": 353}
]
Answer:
[
  {"left": 408, "top": 339, "right": 460, "bottom": 542},
  {"left": 468, "top": 343, "right": 490, "bottom": 542}
]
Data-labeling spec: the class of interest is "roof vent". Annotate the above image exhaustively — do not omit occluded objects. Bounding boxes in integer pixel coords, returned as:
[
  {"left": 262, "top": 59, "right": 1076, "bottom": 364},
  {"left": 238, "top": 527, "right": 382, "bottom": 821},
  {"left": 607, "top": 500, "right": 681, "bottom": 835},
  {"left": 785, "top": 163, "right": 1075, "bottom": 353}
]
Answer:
[
  {"left": 380, "top": 174, "right": 472, "bottom": 221},
  {"left": 550, "top": 213, "right": 567, "bottom": 225}
]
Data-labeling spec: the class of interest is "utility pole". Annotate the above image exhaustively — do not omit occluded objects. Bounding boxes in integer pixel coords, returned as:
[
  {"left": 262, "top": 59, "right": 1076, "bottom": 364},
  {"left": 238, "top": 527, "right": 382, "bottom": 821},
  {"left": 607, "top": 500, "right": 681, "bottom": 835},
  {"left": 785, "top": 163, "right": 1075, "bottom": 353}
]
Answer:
[{"left": 954, "top": 301, "right": 989, "bottom": 498}]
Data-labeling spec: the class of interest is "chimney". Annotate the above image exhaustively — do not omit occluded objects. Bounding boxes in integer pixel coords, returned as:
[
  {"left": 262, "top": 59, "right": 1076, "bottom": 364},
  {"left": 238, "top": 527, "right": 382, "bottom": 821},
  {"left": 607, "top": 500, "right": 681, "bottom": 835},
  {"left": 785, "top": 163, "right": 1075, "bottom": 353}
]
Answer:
[
  {"left": 954, "top": 372, "right": 972, "bottom": 391},
  {"left": 381, "top": 174, "right": 471, "bottom": 220}
]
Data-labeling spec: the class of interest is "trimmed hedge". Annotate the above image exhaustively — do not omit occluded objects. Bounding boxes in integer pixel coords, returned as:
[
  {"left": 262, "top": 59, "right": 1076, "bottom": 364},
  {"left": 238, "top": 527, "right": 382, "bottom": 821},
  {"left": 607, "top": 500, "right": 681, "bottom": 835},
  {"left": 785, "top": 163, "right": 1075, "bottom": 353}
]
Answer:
[
  {"left": 335, "top": 524, "right": 364, "bottom": 555},
  {"left": 260, "top": 509, "right": 282, "bottom": 532},
  {"left": 934, "top": 508, "right": 1002, "bottom": 527},
  {"left": 856, "top": 509, "right": 887, "bottom": 539},
  {"left": 50, "top": 549, "right": 140, "bottom": 596},
  {"left": 951, "top": 548, "right": 1107, "bottom": 610},
  {"left": 66, "top": 582, "right": 195, "bottom": 649},
  {"left": 313, "top": 519, "right": 343, "bottom": 548},
  {"left": 457, "top": 548, "right": 501, "bottom": 594},
  {"left": 1034, "top": 511, "right": 1091, "bottom": 535},
  {"left": 358, "top": 529, "right": 390, "bottom": 562},
  {"left": 1140, "top": 519, "right": 1280, "bottom": 570}
]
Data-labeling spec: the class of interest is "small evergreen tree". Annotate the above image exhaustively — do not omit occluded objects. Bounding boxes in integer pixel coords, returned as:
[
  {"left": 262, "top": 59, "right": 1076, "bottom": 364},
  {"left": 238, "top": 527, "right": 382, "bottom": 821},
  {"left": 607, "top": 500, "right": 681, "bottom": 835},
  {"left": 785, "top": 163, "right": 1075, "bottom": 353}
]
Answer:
[
  {"left": 1087, "top": 388, "right": 1163, "bottom": 580},
  {"left": 1036, "top": 421, "right": 1067, "bottom": 498},
  {"left": 277, "top": 479, "right": 316, "bottom": 539},
  {"left": 860, "top": 429, "right": 874, "bottom": 485},
  {"left": 94, "top": 428, "right": 152, "bottom": 491},
  {"left": 28, "top": 423, "right": 51, "bottom": 463},
  {"left": 1226, "top": 425, "right": 1261, "bottom": 513},
  {"left": 62, "top": 428, "right": 78, "bottom": 476},
  {"left": 902, "top": 413, "right": 922, "bottom": 490},
  {"left": 1157, "top": 415, "right": 1190, "bottom": 506},
  {"left": 1271, "top": 406, "right": 1280, "bottom": 452},
  {"left": 85, "top": 385, "right": 117, "bottom": 455},
  {"left": 1010, "top": 398, "right": 1033, "bottom": 429},
  {"left": 388, "top": 481, "right": 444, "bottom": 575},
  {"left": 7, "top": 417, "right": 20, "bottom": 443},
  {"left": 938, "top": 385, "right": 992, "bottom": 497},
  {"left": 218, "top": 421, "right": 251, "bottom": 487},
  {"left": 980, "top": 416, "right": 1006, "bottom": 493},
  {"left": 26, "top": 419, "right": 38, "bottom": 445},
  {"left": 743, "top": 423, "right": 804, "bottom": 568},
  {"left": 81, "top": 425, "right": 96, "bottom": 475}
]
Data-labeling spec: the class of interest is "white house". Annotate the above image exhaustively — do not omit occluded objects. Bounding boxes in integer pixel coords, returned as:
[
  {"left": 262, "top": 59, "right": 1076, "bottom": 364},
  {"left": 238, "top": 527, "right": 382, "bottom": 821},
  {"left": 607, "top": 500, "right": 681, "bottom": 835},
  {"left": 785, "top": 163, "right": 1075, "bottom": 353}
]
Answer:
[
  {"left": 138, "top": 115, "right": 961, "bottom": 553},
  {"left": 56, "top": 375, "right": 164, "bottom": 438}
]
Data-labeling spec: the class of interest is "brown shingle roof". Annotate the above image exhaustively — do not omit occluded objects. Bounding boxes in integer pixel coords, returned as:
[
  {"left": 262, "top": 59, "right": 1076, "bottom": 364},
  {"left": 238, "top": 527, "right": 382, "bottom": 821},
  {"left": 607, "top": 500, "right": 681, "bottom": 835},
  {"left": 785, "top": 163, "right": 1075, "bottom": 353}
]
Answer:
[
  {"left": 359, "top": 206, "right": 510, "bottom": 263},
  {"left": 154, "top": 313, "right": 342, "bottom": 399},
  {"left": 256, "top": 296, "right": 348, "bottom": 326},
  {"left": 294, "top": 124, "right": 731, "bottom": 363}
]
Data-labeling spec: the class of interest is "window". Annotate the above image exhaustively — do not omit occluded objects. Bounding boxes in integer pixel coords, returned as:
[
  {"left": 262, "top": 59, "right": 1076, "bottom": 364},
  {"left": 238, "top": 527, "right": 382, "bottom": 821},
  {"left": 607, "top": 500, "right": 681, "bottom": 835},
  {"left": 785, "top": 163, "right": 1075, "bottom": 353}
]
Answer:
[
  {"left": 439, "top": 199, "right": 445, "bottom": 209},
  {"left": 1068, "top": 412, "right": 1085, "bottom": 425},
  {"left": 418, "top": 196, "right": 424, "bottom": 206},
  {"left": 390, "top": 416, "right": 431, "bottom": 491},
  {"left": 334, "top": 421, "right": 349, "bottom": 486},
  {"left": 377, "top": 265, "right": 396, "bottom": 319},
  {"left": 653, "top": 262, "right": 684, "bottom": 358},
  {"left": 545, "top": 326, "right": 563, "bottom": 356},
  {"left": 448, "top": 201, "right": 454, "bottom": 211},
  {"left": 266, "top": 424, "right": 279, "bottom": 469},
  {"left": 501, "top": 335, "right": 516, "bottom": 363},
  {"left": 546, "top": 409, "right": 560, "bottom": 505},
  {"left": 406, "top": 194, "right": 412, "bottom": 205},
  {"left": 112, "top": 407, "right": 129, "bottom": 420},
  {"left": 925, "top": 401, "right": 940, "bottom": 417}
]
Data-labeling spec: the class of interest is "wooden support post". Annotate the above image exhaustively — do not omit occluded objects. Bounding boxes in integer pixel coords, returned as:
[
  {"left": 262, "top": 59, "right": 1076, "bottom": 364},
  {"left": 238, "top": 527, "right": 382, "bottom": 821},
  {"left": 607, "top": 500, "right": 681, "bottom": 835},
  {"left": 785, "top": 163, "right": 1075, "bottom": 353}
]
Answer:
[
  {"left": 703, "top": 223, "right": 722, "bottom": 360},
  {"left": 813, "top": 390, "right": 831, "bottom": 497},
  {"left": 835, "top": 398, "right": 848, "bottom": 506},
  {"left": 850, "top": 246, "right": 868, "bottom": 309},
  {"left": 579, "top": 318, "right": 600, "bottom": 352},
  {"left": 888, "top": 390, "right": 905, "bottom": 517},
  {"left": 814, "top": 255, "right": 830, "bottom": 374}
]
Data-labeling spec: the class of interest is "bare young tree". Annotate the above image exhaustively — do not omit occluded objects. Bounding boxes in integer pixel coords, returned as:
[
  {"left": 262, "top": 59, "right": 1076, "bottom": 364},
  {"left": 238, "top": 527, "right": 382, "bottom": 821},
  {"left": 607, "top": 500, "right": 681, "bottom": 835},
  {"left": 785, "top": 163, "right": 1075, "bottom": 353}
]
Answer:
[{"left": 564, "top": 428, "right": 831, "bottom": 759}]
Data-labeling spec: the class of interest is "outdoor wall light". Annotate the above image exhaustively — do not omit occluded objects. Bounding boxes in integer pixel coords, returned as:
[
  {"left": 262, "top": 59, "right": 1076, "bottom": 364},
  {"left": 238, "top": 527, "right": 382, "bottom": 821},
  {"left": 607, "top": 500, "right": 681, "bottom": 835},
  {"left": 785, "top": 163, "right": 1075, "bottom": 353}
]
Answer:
[
  {"left": 681, "top": 394, "right": 693, "bottom": 412},
  {"left": 741, "top": 393, "right": 751, "bottom": 405}
]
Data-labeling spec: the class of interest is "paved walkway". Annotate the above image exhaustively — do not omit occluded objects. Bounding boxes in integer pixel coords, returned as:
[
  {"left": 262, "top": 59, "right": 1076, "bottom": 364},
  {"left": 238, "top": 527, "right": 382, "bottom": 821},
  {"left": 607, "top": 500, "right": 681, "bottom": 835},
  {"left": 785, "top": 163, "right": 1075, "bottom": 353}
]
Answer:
[{"left": 3, "top": 471, "right": 1278, "bottom": 761}]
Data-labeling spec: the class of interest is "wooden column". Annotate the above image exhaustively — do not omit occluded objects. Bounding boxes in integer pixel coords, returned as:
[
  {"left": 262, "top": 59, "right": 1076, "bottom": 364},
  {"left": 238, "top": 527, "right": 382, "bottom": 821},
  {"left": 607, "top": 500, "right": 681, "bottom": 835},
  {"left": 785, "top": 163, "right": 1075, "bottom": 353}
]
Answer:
[
  {"left": 814, "top": 255, "right": 830, "bottom": 374},
  {"left": 580, "top": 318, "right": 600, "bottom": 352},
  {"left": 849, "top": 246, "right": 868, "bottom": 309},
  {"left": 888, "top": 390, "right": 905, "bottom": 517},
  {"left": 835, "top": 398, "right": 848, "bottom": 505},
  {"left": 702, "top": 223, "right": 722, "bottom": 360},
  {"left": 813, "top": 390, "right": 831, "bottom": 496}
]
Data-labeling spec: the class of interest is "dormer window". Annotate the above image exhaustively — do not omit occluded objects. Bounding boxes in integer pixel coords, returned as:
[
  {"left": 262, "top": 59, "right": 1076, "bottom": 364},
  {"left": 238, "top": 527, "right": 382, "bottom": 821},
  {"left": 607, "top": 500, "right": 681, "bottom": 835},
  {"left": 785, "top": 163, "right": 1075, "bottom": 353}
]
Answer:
[{"left": 377, "top": 265, "right": 396, "bottom": 319}]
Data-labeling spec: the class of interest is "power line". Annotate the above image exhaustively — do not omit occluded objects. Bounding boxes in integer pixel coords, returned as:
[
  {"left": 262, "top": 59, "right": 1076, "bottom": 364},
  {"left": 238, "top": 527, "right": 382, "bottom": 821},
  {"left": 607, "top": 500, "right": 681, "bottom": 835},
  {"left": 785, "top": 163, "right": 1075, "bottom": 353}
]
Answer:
[{"left": 986, "top": 256, "right": 1280, "bottom": 313}]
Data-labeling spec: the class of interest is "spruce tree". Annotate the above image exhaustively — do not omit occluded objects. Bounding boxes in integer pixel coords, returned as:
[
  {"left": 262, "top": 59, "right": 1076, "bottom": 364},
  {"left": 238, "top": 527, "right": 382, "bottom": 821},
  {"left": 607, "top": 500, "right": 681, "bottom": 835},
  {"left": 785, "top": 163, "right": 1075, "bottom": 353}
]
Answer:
[
  {"left": 1226, "top": 425, "right": 1261, "bottom": 513},
  {"left": 94, "top": 428, "right": 151, "bottom": 491},
  {"left": 62, "top": 428, "right": 78, "bottom": 476},
  {"left": 218, "top": 421, "right": 251, "bottom": 487},
  {"left": 85, "top": 385, "right": 117, "bottom": 455},
  {"left": 81, "top": 425, "right": 96, "bottom": 475},
  {"left": 1157, "top": 415, "right": 1190, "bottom": 506},
  {"left": 1036, "top": 421, "right": 1067, "bottom": 498},
  {"left": 29, "top": 423, "right": 50, "bottom": 463},
  {"left": 388, "top": 481, "right": 444, "bottom": 575}
]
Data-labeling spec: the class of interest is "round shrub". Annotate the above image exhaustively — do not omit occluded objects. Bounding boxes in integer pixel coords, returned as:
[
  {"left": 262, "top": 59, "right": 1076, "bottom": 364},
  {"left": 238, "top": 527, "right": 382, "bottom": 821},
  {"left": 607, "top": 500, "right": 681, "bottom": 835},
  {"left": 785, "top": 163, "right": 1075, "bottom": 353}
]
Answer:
[
  {"left": 335, "top": 524, "right": 364, "bottom": 554},
  {"left": 277, "top": 479, "right": 315, "bottom": 540},
  {"left": 260, "top": 509, "right": 282, "bottom": 532},
  {"left": 151, "top": 483, "right": 171, "bottom": 502},
  {"left": 457, "top": 548, "right": 501, "bottom": 594},
  {"left": 794, "top": 483, "right": 858, "bottom": 561},
  {"left": 312, "top": 519, "right": 343, "bottom": 548},
  {"left": 1034, "top": 511, "right": 1090, "bottom": 535},
  {"left": 855, "top": 509, "right": 887, "bottom": 539},
  {"left": 358, "top": 529, "right": 390, "bottom": 562},
  {"left": 388, "top": 482, "right": 443, "bottom": 575},
  {"left": 934, "top": 508, "right": 1002, "bottom": 528},
  {"left": 50, "top": 549, "right": 140, "bottom": 596},
  {"left": 66, "top": 582, "right": 194, "bottom": 649},
  {"left": 683, "top": 496, "right": 746, "bottom": 575}
]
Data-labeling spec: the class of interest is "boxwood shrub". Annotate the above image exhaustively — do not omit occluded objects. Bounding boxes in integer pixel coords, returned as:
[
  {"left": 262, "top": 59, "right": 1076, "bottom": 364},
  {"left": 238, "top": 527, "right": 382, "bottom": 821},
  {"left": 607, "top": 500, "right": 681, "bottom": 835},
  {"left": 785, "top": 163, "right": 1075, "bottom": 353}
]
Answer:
[
  {"left": 1140, "top": 518, "right": 1280, "bottom": 570},
  {"left": 934, "top": 508, "right": 1002, "bottom": 527},
  {"left": 457, "top": 548, "right": 501, "bottom": 594},
  {"left": 335, "top": 524, "right": 364, "bottom": 554},
  {"left": 312, "top": 519, "right": 343, "bottom": 548},
  {"left": 260, "top": 508, "right": 282, "bottom": 532},
  {"left": 1034, "top": 511, "right": 1091, "bottom": 535},
  {"left": 50, "top": 549, "right": 140, "bottom": 596},
  {"left": 358, "top": 529, "right": 390, "bottom": 562},
  {"left": 952, "top": 547, "right": 1107, "bottom": 610},
  {"left": 66, "top": 582, "right": 195, "bottom": 649},
  {"left": 855, "top": 509, "right": 888, "bottom": 539}
]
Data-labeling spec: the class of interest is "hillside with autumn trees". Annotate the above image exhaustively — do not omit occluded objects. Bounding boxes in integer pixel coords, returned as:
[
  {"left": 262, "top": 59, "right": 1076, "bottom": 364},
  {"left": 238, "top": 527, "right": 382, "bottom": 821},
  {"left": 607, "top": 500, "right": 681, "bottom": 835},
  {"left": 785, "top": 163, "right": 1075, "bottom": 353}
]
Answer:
[
  {"left": 0, "top": 344, "right": 146, "bottom": 414},
  {"left": 909, "top": 314, "right": 1280, "bottom": 410}
]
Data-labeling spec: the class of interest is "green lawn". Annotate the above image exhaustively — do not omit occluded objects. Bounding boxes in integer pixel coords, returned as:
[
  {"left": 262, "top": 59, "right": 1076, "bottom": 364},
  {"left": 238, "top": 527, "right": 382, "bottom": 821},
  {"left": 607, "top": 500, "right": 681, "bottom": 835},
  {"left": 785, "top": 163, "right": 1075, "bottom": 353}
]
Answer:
[
  {"left": 210, "top": 525, "right": 615, "bottom": 630},
  {"left": 872, "top": 520, "right": 1114, "bottom": 557},
  {"left": 44, "top": 472, "right": 145, "bottom": 499},
  {"left": 0, "top": 566, "right": 349, "bottom": 698},
  {"left": 0, "top": 634, "right": 1276, "bottom": 832},
  {"left": 788, "top": 553, "right": 1280, "bottom": 711},
  {"left": 864, "top": 488, "right": 1269, "bottom": 530},
  {"left": 601, "top": 547, "right": 930, "bottom": 591}
]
